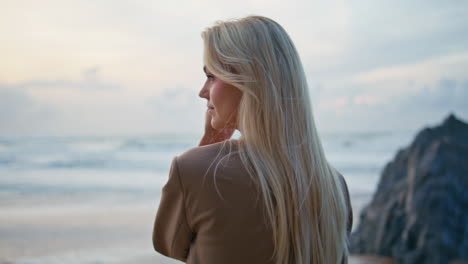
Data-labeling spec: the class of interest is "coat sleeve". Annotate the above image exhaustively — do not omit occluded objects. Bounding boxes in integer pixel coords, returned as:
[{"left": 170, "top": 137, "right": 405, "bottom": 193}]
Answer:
[
  {"left": 342, "top": 177, "right": 353, "bottom": 235},
  {"left": 337, "top": 171, "right": 353, "bottom": 264},
  {"left": 153, "top": 156, "right": 194, "bottom": 262}
]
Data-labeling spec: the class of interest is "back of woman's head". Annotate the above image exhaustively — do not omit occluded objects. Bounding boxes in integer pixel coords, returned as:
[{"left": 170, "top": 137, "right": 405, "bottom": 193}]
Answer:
[
  {"left": 202, "top": 16, "right": 349, "bottom": 264},
  {"left": 202, "top": 16, "right": 310, "bottom": 147}
]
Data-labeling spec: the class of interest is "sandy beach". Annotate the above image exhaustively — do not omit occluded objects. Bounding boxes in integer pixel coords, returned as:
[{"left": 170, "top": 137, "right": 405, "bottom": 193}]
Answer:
[
  {"left": 0, "top": 197, "right": 176, "bottom": 264},
  {"left": 0, "top": 195, "right": 394, "bottom": 264}
]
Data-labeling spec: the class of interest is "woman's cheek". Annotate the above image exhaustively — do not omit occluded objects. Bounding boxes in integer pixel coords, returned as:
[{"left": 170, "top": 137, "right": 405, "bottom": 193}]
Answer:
[{"left": 210, "top": 83, "right": 223, "bottom": 109}]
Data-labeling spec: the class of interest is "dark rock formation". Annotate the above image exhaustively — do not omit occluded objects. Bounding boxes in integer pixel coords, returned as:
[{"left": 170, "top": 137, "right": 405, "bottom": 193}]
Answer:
[{"left": 350, "top": 113, "right": 468, "bottom": 264}]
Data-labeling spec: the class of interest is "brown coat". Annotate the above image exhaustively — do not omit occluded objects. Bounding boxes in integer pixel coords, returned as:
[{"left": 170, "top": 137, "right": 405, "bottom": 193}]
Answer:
[{"left": 153, "top": 140, "right": 353, "bottom": 264}]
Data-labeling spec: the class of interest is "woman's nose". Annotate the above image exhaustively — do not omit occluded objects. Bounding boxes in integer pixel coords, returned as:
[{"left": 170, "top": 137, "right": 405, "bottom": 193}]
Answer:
[{"left": 199, "top": 85, "right": 209, "bottom": 99}]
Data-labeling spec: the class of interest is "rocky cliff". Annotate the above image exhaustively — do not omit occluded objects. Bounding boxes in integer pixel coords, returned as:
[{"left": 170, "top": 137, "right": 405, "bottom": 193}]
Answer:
[{"left": 350, "top": 113, "right": 468, "bottom": 264}]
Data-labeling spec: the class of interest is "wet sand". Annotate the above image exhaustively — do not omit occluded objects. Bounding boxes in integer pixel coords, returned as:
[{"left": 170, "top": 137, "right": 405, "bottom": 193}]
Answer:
[
  {"left": 0, "top": 199, "right": 173, "bottom": 264},
  {"left": 0, "top": 199, "right": 393, "bottom": 264},
  {"left": 349, "top": 256, "right": 395, "bottom": 264}
]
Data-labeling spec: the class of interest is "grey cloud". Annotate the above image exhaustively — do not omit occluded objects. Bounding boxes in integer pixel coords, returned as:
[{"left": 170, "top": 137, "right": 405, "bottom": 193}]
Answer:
[
  {"left": 146, "top": 87, "right": 205, "bottom": 134},
  {"left": 0, "top": 67, "right": 127, "bottom": 136},
  {"left": 149, "top": 87, "right": 198, "bottom": 110},
  {"left": 3, "top": 67, "right": 121, "bottom": 91},
  {"left": 380, "top": 78, "right": 468, "bottom": 131},
  {"left": 0, "top": 88, "right": 58, "bottom": 135},
  {"left": 314, "top": 78, "right": 468, "bottom": 132},
  {"left": 319, "top": 0, "right": 468, "bottom": 77},
  {"left": 398, "top": 78, "right": 468, "bottom": 111}
]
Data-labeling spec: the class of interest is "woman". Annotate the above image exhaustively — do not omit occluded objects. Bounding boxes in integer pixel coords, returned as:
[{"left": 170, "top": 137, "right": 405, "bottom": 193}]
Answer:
[{"left": 153, "top": 15, "right": 352, "bottom": 264}]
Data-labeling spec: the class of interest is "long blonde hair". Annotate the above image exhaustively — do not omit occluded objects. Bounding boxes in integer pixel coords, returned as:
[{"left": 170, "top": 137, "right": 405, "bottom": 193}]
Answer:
[{"left": 202, "top": 16, "right": 349, "bottom": 264}]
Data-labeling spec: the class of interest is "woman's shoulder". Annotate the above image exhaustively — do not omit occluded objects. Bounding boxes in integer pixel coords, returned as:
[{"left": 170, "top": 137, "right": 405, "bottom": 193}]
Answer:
[
  {"left": 175, "top": 139, "right": 240, "bottom": 175},
  {"left": 178, "top": 139, "right": 239, "bottom": 159}
]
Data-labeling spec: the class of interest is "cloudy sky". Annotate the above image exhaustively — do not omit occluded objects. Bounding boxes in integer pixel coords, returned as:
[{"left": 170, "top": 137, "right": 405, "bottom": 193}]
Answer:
[{"left": 1, "top": 0, "right": 467, "bottom": 136}]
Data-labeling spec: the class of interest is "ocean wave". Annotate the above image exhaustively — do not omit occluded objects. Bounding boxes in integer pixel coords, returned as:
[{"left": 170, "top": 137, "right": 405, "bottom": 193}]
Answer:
[
  {"left": 0, "top": 182, "right": 158, "bottom": 196},
  {"left": 47, "top": 158, "right": 109, "bottom": 169},
  {"left": 0, "top": 154, "right": 15, "bottom": 166},
  {"left": 118, "top": 138, "right": 193, "bottom": 152}
]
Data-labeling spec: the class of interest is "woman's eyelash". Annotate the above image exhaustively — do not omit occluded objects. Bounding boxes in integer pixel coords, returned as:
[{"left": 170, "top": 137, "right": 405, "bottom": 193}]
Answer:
[{"left": 206, "top": 74, "right": 215, "bottom": 79}]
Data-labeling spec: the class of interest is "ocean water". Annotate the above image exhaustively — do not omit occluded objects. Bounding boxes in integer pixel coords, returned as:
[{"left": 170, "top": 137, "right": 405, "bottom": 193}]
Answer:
[{"left": 0, "top": 131, "right": 415, "bottom": 263}]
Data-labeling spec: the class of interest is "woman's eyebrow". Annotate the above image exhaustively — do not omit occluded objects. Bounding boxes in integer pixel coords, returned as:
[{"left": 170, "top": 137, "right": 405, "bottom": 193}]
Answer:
[{"left": 203, "top": 66, "right": 207, "bottom": 74}]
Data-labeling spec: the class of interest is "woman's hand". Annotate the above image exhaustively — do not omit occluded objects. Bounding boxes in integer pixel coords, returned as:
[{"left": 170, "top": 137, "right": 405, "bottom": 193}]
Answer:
[{"left": 198, "top": 109, "right": 235, "bottom": 146}]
